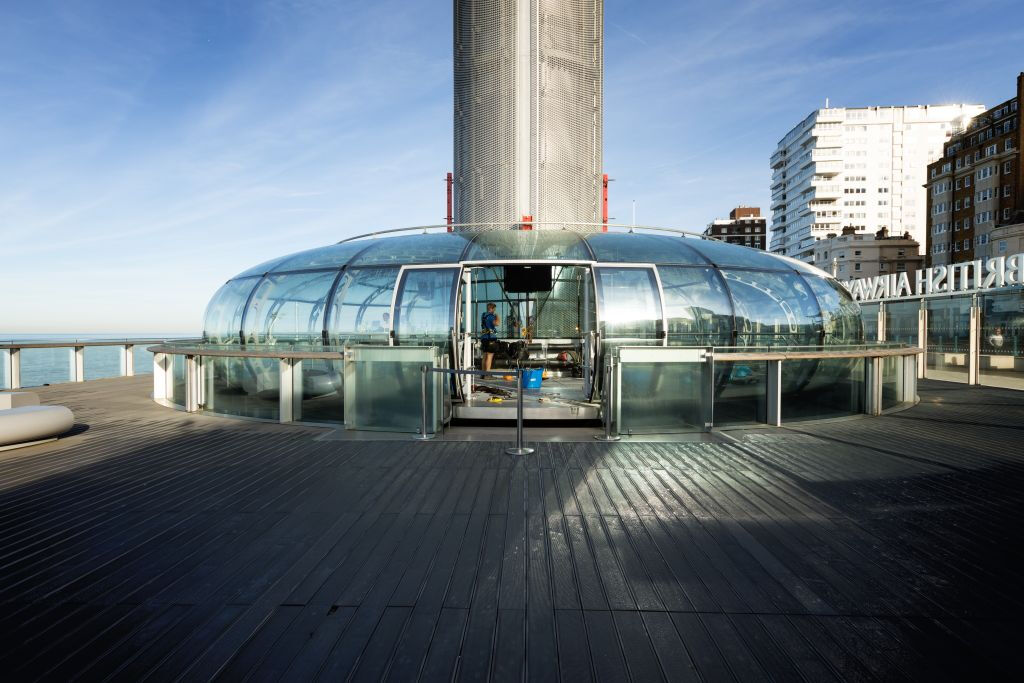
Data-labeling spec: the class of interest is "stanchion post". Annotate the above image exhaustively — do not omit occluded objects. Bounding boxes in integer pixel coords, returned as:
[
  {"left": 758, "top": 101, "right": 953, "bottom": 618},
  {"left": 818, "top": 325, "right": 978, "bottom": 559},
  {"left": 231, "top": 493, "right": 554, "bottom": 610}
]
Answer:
[
  {"left": 594, "top": 361, "right": 621, "bottom": 441},
  {"left": 505, "top": 367, "right": 534, "bottom": 455},
  {"left": 414, "top": 363, "right": 435, "bottom": 440}
]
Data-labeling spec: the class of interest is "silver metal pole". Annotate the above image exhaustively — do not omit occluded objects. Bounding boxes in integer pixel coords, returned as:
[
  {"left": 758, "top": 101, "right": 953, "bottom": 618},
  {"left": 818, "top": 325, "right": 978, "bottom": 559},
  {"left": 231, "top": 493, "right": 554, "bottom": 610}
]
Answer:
[
  {"left": 594, "top": 361, "right": 621, "bottom": 441},
  {"left": 505, "top": 367, "right": 534, "bottom": 455},
  {"left": 414, "top": 363, "right": 434, "bottom": 440}
]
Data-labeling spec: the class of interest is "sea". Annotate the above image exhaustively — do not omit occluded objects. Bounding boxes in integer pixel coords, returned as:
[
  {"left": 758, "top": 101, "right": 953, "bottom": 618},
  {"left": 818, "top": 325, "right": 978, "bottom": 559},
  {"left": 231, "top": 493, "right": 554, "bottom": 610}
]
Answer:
[{"left": 1, "top": 333, "right": 196, "bottom": 389}]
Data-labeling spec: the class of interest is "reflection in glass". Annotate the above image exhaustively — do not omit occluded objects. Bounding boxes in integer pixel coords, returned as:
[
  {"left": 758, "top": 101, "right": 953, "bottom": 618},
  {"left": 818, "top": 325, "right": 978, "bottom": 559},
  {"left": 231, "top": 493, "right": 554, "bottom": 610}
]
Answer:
[
  {"left": 722, "top": 269, "right": 822, "bottom": 347},
  {"left": 881, "top": 354, "right": 905, "bottom": 410},
  {"left": 658, "top": 266, "right": 733, "bottom": 346},
  {"left": 980, "top": 291, "right": 1024, "bottom": 389},
  {"left": 781, "top": 357, "right": 864, "bottom": 420},
  {"left": 926, "top": 298, "right": 970, "bottom": 381},
  {"left": 170, "top": 354, "right": 187, "bottom": 407},
  {"left": 201, "top": 356, "right": 280, "bottom": 420},
  {"left": 294, "top": 358, "right": 344, "bottom": 423},
  {"left": 327, "top": 266, "right": 399, "bottom": 345},
  {"left": 270, "top": 242, "right": 367, "bottom": 272},
  {"left": 344, "top": 347, "right": 440, "bottom": 432},
  {"left": 885, "top": 300, "right": 921, "bottom": 345},
  {"left": 713, "top": 361, "right": 767, "bottom": 426},
  {"left": 802, "top": 274, "right": 864, "bottom": 344},
  {"left": 465, "top": 231, "right": 591, "bottom": 261},
  {"left": 583, "top": 233, "right": 705, "bottom": 264},
  {"left": 204, "top": 278, "right": 260, "bottom": 344},
  {"left": 595, "top": 267, "right": 662, "bottom": 341},
  {"left": 243, "top": 271, "right": 336, "bottom": 344},
  {"left": 619, "top": 362, "right": 702, "bottom": 433},
  {"left": 394, "top": 268, "right": 459, "bottom": 347},
  {"left": 684, "top": 238, "right": 795, "bottom": 270},
  {"left": 860, "top": 303, "right": 880, "bottom": 341},
  {"left": 348, "top": 233, "right": 470, "bottom": 266}
]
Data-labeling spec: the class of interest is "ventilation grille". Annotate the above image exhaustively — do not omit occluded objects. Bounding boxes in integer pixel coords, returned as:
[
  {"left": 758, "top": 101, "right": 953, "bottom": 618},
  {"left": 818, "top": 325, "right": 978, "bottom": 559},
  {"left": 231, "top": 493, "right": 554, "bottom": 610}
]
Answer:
[{"left": 454, "top": 0, "right": 602, "bottom": 228}]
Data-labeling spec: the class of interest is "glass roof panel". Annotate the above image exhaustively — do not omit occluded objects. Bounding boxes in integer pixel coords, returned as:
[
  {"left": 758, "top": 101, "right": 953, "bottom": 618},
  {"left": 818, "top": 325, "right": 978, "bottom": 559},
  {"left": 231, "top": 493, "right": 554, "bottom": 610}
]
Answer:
[
  {"left": 234, "top": 256, "right": 289, "bottom": 278},
  {"left": 683, "top": 238, "right": 794, "bottom": 270},
  {"left": 269, "top": 242, "right": 368, "bottom": 272},
  {"left": 463, "top": 230, "right": 591, "bottom": 260},
  {"left": 348, "top": 232, "right": 472, "bottom": 266},
  {"left": 584, "top": 233, "right": 707, "bottom": 264}
]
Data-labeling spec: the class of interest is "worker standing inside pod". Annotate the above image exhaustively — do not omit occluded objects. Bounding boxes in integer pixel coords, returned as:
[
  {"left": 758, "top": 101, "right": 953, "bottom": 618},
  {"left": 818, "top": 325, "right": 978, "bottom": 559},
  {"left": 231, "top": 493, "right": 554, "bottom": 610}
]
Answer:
[{"left": 481, "top": 302, "right": 501, "bottom": 373}]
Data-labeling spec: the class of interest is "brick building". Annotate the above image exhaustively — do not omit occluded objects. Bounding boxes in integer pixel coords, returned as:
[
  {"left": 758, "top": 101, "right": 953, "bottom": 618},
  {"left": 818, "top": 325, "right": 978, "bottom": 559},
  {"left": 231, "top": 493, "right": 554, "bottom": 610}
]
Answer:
[
  {"left": 815, "top": 226, "right": 924, "bottom": 280},
  {"left": 926, "top": 72, "right": 1023, "bottom": 266},
  {"left": 704, "top": 207, "right": 767, "bottom": 250}
]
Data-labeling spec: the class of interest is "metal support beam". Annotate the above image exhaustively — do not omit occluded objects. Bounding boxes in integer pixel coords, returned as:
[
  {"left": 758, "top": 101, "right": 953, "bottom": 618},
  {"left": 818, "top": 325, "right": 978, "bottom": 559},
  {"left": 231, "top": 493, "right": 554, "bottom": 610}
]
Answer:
[
  {"left": 866, "top": 357, "right": 883, "bottom": 416},
  {"left": 121, "top": 344, "right": 134, "bottom": 377},
  {"left": 3, "top": 348, "right": 20, "bottom": 390},
  {"left": 969, "top": 305, "right": 980, "bottom": 385},
  {"left": 766, "top": 359, "right": 782, "bottom": 426},
  {"left": 903, "top": 354, "right": 918, "bottom": 404},
  {"left": 185, "top": 355, "right": 199, "bottom": 412},
  {"left": 279, "top": 358, "right": 295, "bottom": 423},
  {"left": 71, "top": 345, "right": 85, "bottom": 382},
  {"left": 153, "top": 353, "right": 169, "bottom": 402},
  {"left": 917, "top": 308, "right": 927, "bottom": 379}
]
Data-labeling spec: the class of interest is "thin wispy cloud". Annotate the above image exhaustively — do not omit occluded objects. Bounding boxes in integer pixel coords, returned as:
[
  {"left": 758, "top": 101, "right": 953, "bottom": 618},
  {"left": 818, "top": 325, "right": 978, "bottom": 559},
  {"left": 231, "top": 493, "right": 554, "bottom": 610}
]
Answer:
[{"left": 1, "top": 0, "right": 1021, "bottom": 332}]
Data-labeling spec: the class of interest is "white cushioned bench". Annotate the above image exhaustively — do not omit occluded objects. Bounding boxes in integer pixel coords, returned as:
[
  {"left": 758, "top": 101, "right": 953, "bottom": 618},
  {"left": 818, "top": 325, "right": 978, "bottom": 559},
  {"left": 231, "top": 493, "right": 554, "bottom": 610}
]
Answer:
[{"left": 0, "top": 393, "right": 75, "bottom": 451}]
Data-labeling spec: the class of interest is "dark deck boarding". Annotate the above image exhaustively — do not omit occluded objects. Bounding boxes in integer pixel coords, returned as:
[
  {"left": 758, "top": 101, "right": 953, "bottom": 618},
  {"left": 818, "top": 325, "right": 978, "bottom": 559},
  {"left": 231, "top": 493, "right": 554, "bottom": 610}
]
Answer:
[{"left": 1, "top": 376, "right": 1023, "bottom": 680}]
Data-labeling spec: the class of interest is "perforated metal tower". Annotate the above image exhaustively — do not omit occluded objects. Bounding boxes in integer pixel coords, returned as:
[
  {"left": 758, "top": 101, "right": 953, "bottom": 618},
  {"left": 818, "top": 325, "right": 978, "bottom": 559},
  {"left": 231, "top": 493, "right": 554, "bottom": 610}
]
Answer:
[{"left": 453, "top": 0, "right": 603, "bottom": 228}]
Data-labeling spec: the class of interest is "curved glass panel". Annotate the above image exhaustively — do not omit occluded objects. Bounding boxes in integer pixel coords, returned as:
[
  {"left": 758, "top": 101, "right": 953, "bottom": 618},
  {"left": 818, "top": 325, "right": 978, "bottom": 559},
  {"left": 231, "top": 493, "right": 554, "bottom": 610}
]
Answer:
[
  {"left": 463, "top": 230, "right": 591, "bottom": 261},
  {"left": 801, "top": 274, "right": 864, "bottom": 345},
  {"left": 203, "top": 277, "right": 260, "bottom": 344},
  {"left": 684, "top": 238, "right": 794, "bottom": 270},
  {"left": 242, "top": 271, "right": 337, "bottom": 344},
  {"left": 394, "top": 268, "right": 460, "bottom": 346},
  {"left": 658, "top": 266, "right": 733, "bottom": 346},
  {"left": 326, "top": 266, "right": 399, "bottom": 344},
  {"left": 774, "top": 253, "right": 831, "bottom": 277},
  {"left": 720, "top": 269, "right": 822, "bottom": 346},
  {"left": 348, "top": 233, "right": 471, "bottom": 267},
  {"left": 595, "top": 266, "right": 663, "bottom": 341},
  {"left": 234, "top": 256, "right": 288, "bottom": 279},
  {"left": 269, "top": 242, "right": 368, "bottom": 273},
  {"left": 584, "top": 233, "right": 707, "bottom": 265}
]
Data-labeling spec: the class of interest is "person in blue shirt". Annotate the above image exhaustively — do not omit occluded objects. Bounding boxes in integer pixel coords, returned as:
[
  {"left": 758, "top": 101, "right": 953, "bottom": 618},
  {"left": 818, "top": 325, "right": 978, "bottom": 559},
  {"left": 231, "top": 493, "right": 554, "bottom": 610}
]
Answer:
[{"left": 481, "top": 302, "right": 501, "bottom": 373}]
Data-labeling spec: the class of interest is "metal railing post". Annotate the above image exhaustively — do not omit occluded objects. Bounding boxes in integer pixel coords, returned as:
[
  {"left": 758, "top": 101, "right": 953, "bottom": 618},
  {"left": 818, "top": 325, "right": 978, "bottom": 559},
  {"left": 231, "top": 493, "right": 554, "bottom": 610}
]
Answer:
[
  {"left": 969, "top": 303, "right": 980, "bottom": 385},
  {"left": 4, "top": 348, "right": 20, "bottom": 390},
  {"left": 185, "top": 354, "right": 199, "bottom": 412},
  {"left": 279, "top": 357, "right": 294, "bottom": 423},
  {"left": 506, "top": 367, "right": 534, "bottom": 455},
  {"left": 122, "top": 344, "right": 135, "bottom": 377},
  {"left": 918, "top": 307, "right": 927, "bottom": 379},
  {"left": 594, "top": 361, "right": 621, "bottom": 441},
  {"left": 72, "top": 345, "right": 85, "bottom": 382},
  {"left": 414, "top": 363, "right": 435, "bottom": 440},
  {"left": 766, "top": 359, "right": 782, "bottom": 426}
]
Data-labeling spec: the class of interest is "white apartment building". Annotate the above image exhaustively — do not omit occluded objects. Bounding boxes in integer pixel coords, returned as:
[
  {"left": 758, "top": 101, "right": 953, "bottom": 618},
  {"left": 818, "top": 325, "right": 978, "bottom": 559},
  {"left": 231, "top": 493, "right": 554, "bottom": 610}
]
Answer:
[{"left": 769, "top": 104, "right": 985, "bottom": 264}]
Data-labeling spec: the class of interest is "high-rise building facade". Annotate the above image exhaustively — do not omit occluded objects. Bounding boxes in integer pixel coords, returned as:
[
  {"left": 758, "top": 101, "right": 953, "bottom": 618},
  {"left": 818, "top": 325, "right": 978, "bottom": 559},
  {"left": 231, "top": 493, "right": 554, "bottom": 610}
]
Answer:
[
  {"left": 453, "top": 0, "right": 603, "bottom": 228},
  {"left": 703, "top": 206, "right": 767, "bottom": 250},
  {"left": 926, "top": 73, "right": 1023, "bottom": 266},
  {"left": 770, "top": 103, "right": 985, "bottom": 263}
]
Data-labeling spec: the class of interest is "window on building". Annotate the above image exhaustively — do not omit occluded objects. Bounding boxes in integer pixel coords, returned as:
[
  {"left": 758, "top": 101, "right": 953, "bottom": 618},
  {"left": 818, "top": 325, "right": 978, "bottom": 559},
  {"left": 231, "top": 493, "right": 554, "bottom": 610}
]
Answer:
[
  {"left": 1005, "top": 161, "right": 1012, "bottom": 174},
  {"left": 1005, "top": 208, "right": 1011, "bottom": 220},
  {"left": 963, "top": 239, "right": 970, "bottom": 250},
  {"left": 854, "top": 250, "right": 861, "bottom": 256},
  {"left": 854, "top": 262, "right": 861, "bottom": 271},
  {"left": 879, "top": 262, "right": 887, "bottom": 271},
  {"left": 999, "top": 240, "right": 1008, "bottom": 253},
  {"left": 1005, "top": 185, "right": 1012, "bottom": 198},
  {"left": 955, "top": 179, "right": 962, "bottom": 190},
  {"left": 955, "top": 200, "right": 961, "bottom": 210},
  {"left": 896, "top": 262, "right": 906, "bottom": 272}
]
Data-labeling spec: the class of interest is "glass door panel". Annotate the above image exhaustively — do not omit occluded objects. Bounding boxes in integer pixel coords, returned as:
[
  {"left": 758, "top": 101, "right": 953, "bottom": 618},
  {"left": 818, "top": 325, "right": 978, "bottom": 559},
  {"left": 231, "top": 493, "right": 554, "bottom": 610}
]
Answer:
[
  {"left": 393, "top": 267, "right": 460, "bottom": 350},
  {"left": 594, "top": 266, "right": 664, "bottom": 344}
]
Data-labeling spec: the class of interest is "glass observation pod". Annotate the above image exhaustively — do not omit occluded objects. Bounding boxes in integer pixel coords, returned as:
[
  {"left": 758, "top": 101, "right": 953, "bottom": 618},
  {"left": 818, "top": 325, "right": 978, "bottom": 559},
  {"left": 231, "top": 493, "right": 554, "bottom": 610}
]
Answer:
[{"left": 182, "top": 223, "right": 908, "bottom": 433}]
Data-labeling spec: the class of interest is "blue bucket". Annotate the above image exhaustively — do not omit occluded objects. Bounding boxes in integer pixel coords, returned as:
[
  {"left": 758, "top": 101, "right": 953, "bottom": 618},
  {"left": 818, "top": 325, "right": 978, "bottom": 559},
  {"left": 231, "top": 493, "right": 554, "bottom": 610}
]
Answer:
[{"left": 523, "top": 368, "right": 543, "bottom": 389}]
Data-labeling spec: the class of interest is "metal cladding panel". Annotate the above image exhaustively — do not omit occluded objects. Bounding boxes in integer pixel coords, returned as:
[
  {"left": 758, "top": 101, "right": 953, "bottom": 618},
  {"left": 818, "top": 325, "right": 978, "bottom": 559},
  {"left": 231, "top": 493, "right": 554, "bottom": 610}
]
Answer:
[{"left": 453, "top": 0, "right": 602, "bottom": 228}]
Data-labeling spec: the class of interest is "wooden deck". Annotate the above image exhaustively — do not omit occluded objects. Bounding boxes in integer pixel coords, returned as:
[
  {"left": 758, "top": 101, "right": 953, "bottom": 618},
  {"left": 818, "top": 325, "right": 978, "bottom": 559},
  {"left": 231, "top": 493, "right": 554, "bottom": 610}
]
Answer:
[{"left": 1, "top": 375, "right": 1023, "bottom": 680}]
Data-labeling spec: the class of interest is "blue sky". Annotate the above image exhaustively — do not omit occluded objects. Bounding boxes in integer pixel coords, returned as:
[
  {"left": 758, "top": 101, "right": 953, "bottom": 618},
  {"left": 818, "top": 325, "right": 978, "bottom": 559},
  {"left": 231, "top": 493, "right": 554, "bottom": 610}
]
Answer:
[{"left": 2, "top": 0, "right": 1021, "bottom": 333}]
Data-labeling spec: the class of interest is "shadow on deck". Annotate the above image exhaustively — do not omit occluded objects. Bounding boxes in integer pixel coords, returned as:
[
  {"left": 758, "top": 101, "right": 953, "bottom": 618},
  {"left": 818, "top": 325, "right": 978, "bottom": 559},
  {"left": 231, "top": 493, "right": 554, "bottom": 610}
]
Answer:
[{"left": 0, "top": 375, "right": 1022, "bottom": 680}]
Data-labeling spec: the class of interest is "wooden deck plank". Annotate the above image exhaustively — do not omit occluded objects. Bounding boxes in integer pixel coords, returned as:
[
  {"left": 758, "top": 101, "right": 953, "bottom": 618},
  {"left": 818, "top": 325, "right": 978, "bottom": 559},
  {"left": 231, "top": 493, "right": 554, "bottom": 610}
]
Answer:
[{"left": 0, "top": 375, "right": 1020, "bottom": 679}]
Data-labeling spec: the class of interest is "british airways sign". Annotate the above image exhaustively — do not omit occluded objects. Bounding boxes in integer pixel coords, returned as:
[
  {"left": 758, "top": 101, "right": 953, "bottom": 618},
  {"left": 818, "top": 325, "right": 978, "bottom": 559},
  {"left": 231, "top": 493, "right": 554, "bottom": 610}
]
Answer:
[{"left": 844, "top": 253, "right": 1024, "bottom": 301}]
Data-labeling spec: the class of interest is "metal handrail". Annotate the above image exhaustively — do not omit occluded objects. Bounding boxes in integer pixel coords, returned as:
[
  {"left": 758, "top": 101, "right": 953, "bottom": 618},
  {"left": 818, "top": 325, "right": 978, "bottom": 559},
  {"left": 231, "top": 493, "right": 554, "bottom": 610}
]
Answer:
[
  {"left": 1, "top": 337, "right": 197, "bottom": 350},
  {"left": 334, "top": 221, "right": 718, "bottom": 244}
]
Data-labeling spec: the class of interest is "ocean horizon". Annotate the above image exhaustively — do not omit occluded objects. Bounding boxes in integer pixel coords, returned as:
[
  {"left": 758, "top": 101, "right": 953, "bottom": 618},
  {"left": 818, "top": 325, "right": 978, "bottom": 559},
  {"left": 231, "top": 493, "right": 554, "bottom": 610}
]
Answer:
[{"left": 1, "top": 332, "right": 197, "bottom": 389}]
